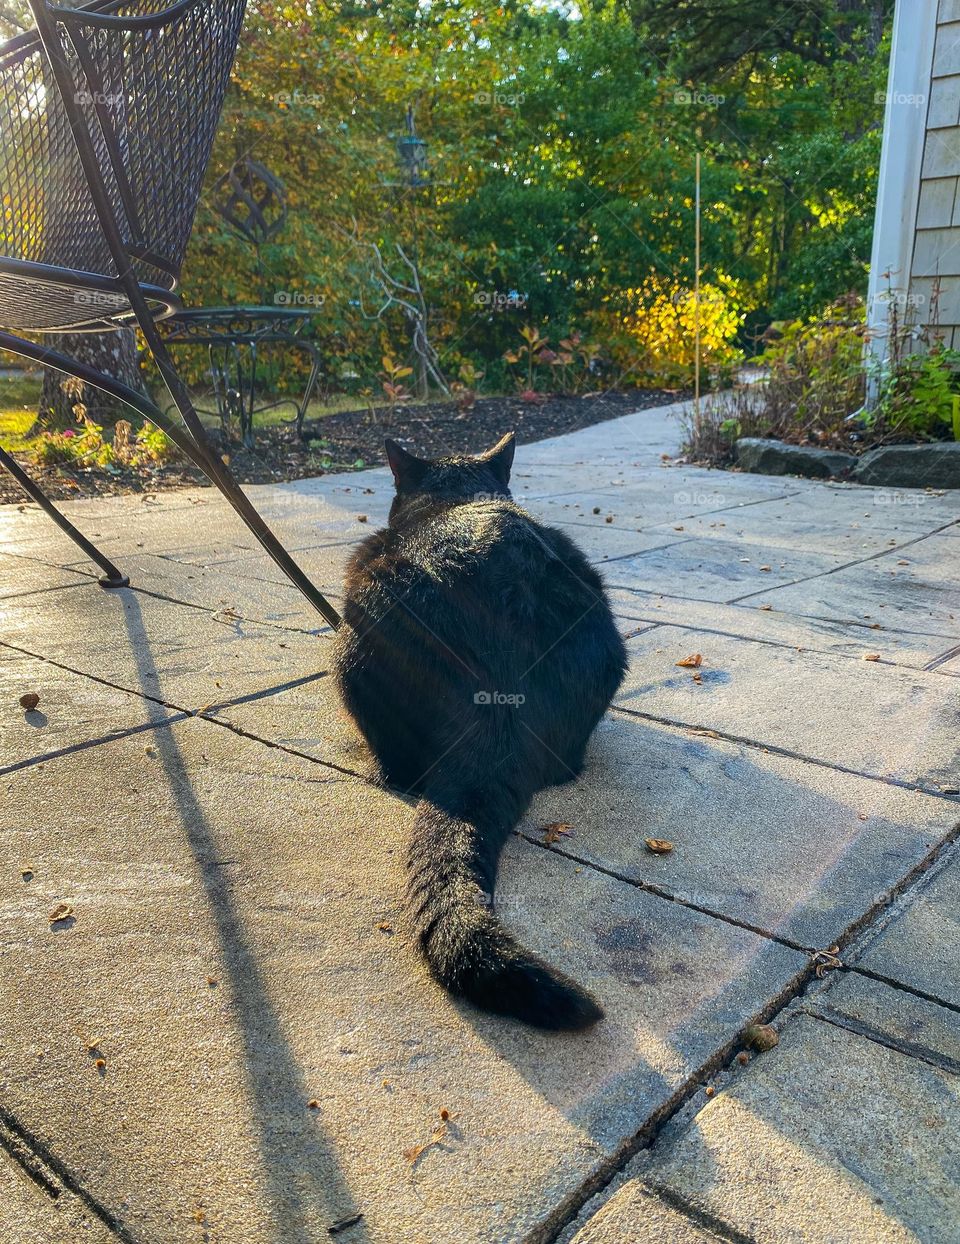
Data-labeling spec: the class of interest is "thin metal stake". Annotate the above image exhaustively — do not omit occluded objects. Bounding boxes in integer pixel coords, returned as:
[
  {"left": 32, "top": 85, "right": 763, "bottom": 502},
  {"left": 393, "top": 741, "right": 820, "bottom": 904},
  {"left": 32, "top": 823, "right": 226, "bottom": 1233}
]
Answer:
[{"left": 694, "top": 152, "right": 701, "bottom": 422}]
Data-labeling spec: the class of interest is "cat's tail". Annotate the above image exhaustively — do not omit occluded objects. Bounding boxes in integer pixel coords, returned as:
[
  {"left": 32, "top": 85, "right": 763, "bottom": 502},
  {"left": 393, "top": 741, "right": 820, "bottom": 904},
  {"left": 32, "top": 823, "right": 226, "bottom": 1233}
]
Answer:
[{"left": 405, "top": 778, "right": 603, "bottom": 1031}]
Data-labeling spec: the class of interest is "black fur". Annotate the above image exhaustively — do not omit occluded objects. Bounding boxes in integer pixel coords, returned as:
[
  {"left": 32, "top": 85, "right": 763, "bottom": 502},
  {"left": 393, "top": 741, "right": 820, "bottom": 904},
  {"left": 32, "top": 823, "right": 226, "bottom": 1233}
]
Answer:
[{"left": 333, "top": 433, "right": 627, "bottom": 1030}]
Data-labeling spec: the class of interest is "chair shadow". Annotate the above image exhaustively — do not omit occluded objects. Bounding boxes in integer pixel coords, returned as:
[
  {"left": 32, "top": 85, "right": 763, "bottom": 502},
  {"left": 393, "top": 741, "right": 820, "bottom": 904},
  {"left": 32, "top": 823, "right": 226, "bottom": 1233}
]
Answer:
[{"left": 115, "top": 589, "right": 370, "bottom": 1243}]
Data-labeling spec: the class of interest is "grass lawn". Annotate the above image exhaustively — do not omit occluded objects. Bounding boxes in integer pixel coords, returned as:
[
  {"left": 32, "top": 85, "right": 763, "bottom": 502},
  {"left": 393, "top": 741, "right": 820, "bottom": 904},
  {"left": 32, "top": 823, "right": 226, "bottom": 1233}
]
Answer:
[{"left": 0, "top": 373, "right": 43, "bottom": 454}]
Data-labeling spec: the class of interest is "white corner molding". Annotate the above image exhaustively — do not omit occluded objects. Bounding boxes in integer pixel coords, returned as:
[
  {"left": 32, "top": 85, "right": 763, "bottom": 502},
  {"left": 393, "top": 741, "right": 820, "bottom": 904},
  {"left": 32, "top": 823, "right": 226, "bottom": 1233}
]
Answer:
[{"left": 866, "top": 0, "right": 939, "bottom": 370}]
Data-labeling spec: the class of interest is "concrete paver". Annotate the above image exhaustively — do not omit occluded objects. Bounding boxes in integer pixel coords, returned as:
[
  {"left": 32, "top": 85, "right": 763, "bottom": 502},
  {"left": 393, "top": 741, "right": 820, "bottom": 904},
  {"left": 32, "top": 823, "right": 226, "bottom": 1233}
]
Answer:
[
  {"left": 0, "top": 645, "right": 181, "bottom": 770},
  {"left": 0, "top": 581, "right": 332, "bottom": 711},
  {"left": 607, "top": 586, "right": 960, "bottom": 668},
  {"left": 1, "top": 397, "right": 957, "bottom": 1244},
  {"left": 0, "top": 718, "right": 805, "bottom": 1244},
  {"left": 616, "top": 1012, "right": 960, "bottom": 1244},
  {"left": 848, "top": 848, "right": 960, "bottom": 1007},
  {"left": 523, "top": 712, "right": 956, "bottom": 946},
  {"left": 616, "top": 624, "right": 960, "bottom": 786}
]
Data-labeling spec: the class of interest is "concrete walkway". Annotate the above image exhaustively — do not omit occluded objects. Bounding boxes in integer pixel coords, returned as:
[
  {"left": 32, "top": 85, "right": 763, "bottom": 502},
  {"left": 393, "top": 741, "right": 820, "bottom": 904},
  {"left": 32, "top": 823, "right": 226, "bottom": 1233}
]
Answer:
[{"left": 1, "top": 399, "right": 958, "bottom": 1244}]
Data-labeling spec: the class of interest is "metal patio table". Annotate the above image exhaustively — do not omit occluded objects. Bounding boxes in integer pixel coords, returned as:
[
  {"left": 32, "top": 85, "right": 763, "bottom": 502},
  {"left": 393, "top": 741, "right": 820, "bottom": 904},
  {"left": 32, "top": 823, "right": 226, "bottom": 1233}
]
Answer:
[{"left": 158, "top": 305, "right": 323, "bottom": 448}]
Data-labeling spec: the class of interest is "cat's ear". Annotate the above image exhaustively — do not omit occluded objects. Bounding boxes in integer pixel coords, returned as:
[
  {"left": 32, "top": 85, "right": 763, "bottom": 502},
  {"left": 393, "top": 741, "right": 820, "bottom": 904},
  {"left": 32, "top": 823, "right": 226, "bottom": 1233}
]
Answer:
[
  {"left": 385, "top": 438, "right": 428, "bottom": 491},
  {"left": 480, "top": 432, "right": 516, "bottom": 487}
]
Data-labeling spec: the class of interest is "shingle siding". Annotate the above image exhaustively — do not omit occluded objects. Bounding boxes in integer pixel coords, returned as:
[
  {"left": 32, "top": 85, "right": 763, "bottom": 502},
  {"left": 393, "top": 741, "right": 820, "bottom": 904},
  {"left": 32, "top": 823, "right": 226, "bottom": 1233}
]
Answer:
[{"left": 911, "top": 12, "right": 960, "bottom": 340}]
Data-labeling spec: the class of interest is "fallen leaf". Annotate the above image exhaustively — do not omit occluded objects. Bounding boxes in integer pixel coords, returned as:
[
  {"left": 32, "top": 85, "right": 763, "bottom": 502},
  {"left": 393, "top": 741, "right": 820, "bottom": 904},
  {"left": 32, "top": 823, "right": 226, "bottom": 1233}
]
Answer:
[
  {"left": 541, "top": 821, "right": 573, "bottom": 845},
  {"left": 645, "top": 838, "right": 674, "bottom": 854},
  {"left": 328, "top": 1214, "right": 364, "bottom": 1236},
  {"left": 49, "top": 903, "right": 73, "bottom": 925},
  {"left": 675, "top": 653, "right": 702, "bottom": 668},
  {"left": 403, "top": 1115, "right": 449, "bottom": 1165},
  {"left": 863, "top": 653, "right": 881, "bottom": 662}
]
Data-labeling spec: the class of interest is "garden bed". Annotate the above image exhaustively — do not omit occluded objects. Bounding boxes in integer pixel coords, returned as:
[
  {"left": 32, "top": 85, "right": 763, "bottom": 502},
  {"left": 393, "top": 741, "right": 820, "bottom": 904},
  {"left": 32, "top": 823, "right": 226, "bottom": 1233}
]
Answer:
[{"left": 0, "top": 388, "right": 681, "bottom": 505}]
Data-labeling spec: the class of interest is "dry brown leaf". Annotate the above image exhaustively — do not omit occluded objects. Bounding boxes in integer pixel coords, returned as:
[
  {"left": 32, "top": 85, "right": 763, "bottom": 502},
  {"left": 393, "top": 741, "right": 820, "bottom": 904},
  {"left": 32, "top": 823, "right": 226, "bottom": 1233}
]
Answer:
[
  {"left": 645, "top": 838, "right": 674, "bottom": 854},
  {"left": 541, "top": 821, "right": 573, "bottom": 845},
  {"left": 863, "top": 653, "right": 881, "bottom": 662},
  {"left": 49, "top": 903, "right": 73, "bottom": 924},
  {"left": 403, "top": 1116, "right": 449, "bottom": 1165},
  {"left": 675, "top": 653, "right": 702, "bottom": 668}
]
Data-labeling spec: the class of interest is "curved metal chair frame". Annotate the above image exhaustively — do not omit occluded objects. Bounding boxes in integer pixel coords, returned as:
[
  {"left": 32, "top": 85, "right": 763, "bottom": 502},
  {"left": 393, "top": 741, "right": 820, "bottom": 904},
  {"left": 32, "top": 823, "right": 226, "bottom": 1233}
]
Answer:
[{"left": 0, "top": 0, "right": 341, "bottom": 630}]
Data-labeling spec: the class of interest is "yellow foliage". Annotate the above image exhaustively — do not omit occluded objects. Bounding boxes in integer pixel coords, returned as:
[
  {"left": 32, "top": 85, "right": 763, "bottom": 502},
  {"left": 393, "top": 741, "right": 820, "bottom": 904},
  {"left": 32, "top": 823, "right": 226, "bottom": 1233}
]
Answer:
[{"left": 594, "top": 277, "right": 744, "bottom": 388}]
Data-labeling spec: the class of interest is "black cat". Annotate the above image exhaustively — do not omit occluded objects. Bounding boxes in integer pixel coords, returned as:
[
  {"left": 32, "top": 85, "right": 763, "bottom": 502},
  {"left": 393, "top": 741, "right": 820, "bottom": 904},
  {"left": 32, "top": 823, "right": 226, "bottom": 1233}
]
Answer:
[{"left": 333, "top": 433, "right": 627, "bottom": 1029}]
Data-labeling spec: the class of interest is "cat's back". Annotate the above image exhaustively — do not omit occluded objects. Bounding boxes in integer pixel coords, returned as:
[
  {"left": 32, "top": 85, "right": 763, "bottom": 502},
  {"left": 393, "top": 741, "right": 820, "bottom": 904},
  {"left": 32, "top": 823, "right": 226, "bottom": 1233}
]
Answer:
[{"left": 346, "top": 496, "right": 601, "bottom": 608}]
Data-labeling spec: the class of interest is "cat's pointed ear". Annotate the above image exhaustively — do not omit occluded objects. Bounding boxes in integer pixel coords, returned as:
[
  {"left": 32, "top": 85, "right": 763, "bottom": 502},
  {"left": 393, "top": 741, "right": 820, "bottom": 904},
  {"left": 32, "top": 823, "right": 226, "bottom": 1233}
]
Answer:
[
  {"left": 385, "top": 438, "right": 428, "bottom": 491},
  {"left": 480, "top": 431, "right": 516, "bottom": 487}
]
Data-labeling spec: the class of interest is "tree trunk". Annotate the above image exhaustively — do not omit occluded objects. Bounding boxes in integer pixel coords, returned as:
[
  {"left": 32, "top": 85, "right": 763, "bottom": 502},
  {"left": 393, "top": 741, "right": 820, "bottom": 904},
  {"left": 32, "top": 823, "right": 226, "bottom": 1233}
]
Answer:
[{"left": 34, "top": 328, "right": 141, "bottom": 432}]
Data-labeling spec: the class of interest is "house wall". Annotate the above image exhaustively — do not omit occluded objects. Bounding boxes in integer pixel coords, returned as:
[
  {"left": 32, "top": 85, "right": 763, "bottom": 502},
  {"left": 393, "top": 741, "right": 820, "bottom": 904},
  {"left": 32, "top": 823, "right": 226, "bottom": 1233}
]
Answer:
[
  {"left": 867, "top": 0, "right": 960, "bottom": 360},
  {"left": 910, "top": 2, "right": 960, "bottom": 345}
]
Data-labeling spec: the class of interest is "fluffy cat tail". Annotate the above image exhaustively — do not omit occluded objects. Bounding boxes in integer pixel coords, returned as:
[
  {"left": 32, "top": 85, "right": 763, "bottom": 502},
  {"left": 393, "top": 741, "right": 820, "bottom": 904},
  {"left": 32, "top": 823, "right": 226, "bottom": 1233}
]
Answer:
[{"left": 405, "top": 784, "right": 603, "bottom": 1031}]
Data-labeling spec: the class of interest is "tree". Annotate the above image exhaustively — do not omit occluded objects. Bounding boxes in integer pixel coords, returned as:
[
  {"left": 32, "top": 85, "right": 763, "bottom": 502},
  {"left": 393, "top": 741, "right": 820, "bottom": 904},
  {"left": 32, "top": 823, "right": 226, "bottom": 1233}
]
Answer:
[{"left": 34, "top": 330, "right": 141, "bottom": 432}]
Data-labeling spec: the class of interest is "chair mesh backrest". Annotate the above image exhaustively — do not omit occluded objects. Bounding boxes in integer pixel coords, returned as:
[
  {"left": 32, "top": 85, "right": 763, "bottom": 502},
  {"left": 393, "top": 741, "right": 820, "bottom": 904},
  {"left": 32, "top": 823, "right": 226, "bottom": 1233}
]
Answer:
[{"left": 0, "top": 0, "right": 245, "bottom": 287}]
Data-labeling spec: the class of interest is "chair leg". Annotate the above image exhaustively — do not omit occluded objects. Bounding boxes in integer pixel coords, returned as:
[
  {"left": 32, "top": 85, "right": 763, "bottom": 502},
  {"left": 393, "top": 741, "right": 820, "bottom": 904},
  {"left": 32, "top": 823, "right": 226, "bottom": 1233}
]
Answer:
[
  {"left": 0, "top": 445, "right": 129, "bottom": 588},
  {"left": 0, "top": 330, "right": 342, "bottom": 631},
  {"left": 139, "top": 327, "right": 343, "bottom": 631}
]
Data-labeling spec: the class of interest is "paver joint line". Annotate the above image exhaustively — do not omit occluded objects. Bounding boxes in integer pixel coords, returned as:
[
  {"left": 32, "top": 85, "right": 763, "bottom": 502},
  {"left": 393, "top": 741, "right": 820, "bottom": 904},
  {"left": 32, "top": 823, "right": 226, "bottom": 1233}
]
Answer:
[
  {"left": 725, "top": 514, "right": 960, "bottom": 603},
  {"left": 0, "top": 1107, "right": 140, "bottom": 1244},
  {"left": 799, "top": 1005, "right": 960, "bottom": 1077},
  {"left": 610, "top": 703, "right": 960, "bottom": 804}
]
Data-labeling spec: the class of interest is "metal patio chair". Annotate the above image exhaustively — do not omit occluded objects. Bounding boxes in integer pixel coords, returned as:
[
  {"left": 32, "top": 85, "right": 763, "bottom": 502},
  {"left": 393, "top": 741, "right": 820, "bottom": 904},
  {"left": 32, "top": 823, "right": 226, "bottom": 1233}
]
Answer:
[{"left": 0, "top": 0, "right": 341, "bottom": 630}]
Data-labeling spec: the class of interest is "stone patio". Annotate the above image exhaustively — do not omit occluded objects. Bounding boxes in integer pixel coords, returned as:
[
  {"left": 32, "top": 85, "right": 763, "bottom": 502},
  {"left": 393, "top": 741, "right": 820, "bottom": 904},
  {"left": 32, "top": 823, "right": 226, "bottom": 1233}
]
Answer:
[{"left": 0, "top": 398, "right": 958, "bottom": 1244}]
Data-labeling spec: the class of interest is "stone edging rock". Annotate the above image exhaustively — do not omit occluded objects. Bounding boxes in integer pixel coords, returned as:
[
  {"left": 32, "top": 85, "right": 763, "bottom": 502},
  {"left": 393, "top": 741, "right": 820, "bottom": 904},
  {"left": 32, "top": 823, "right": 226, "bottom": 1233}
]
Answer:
[{"left": 736, "top": 437, "right": 960, "bottom": 488}]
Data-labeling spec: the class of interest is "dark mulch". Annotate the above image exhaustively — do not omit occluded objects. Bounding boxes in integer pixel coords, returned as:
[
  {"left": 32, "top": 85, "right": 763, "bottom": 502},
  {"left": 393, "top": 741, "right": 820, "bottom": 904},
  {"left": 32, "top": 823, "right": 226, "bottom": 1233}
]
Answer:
[{"left": 0, "top": 388, "right": 683, "bottom": 505}]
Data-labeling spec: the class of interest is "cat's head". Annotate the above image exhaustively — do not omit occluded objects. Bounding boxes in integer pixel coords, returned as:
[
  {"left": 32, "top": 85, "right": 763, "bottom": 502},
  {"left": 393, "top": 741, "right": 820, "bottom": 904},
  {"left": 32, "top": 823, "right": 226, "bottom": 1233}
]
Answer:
[{"left": 383, "top": 433, "right": 516, "bottom": 515}]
